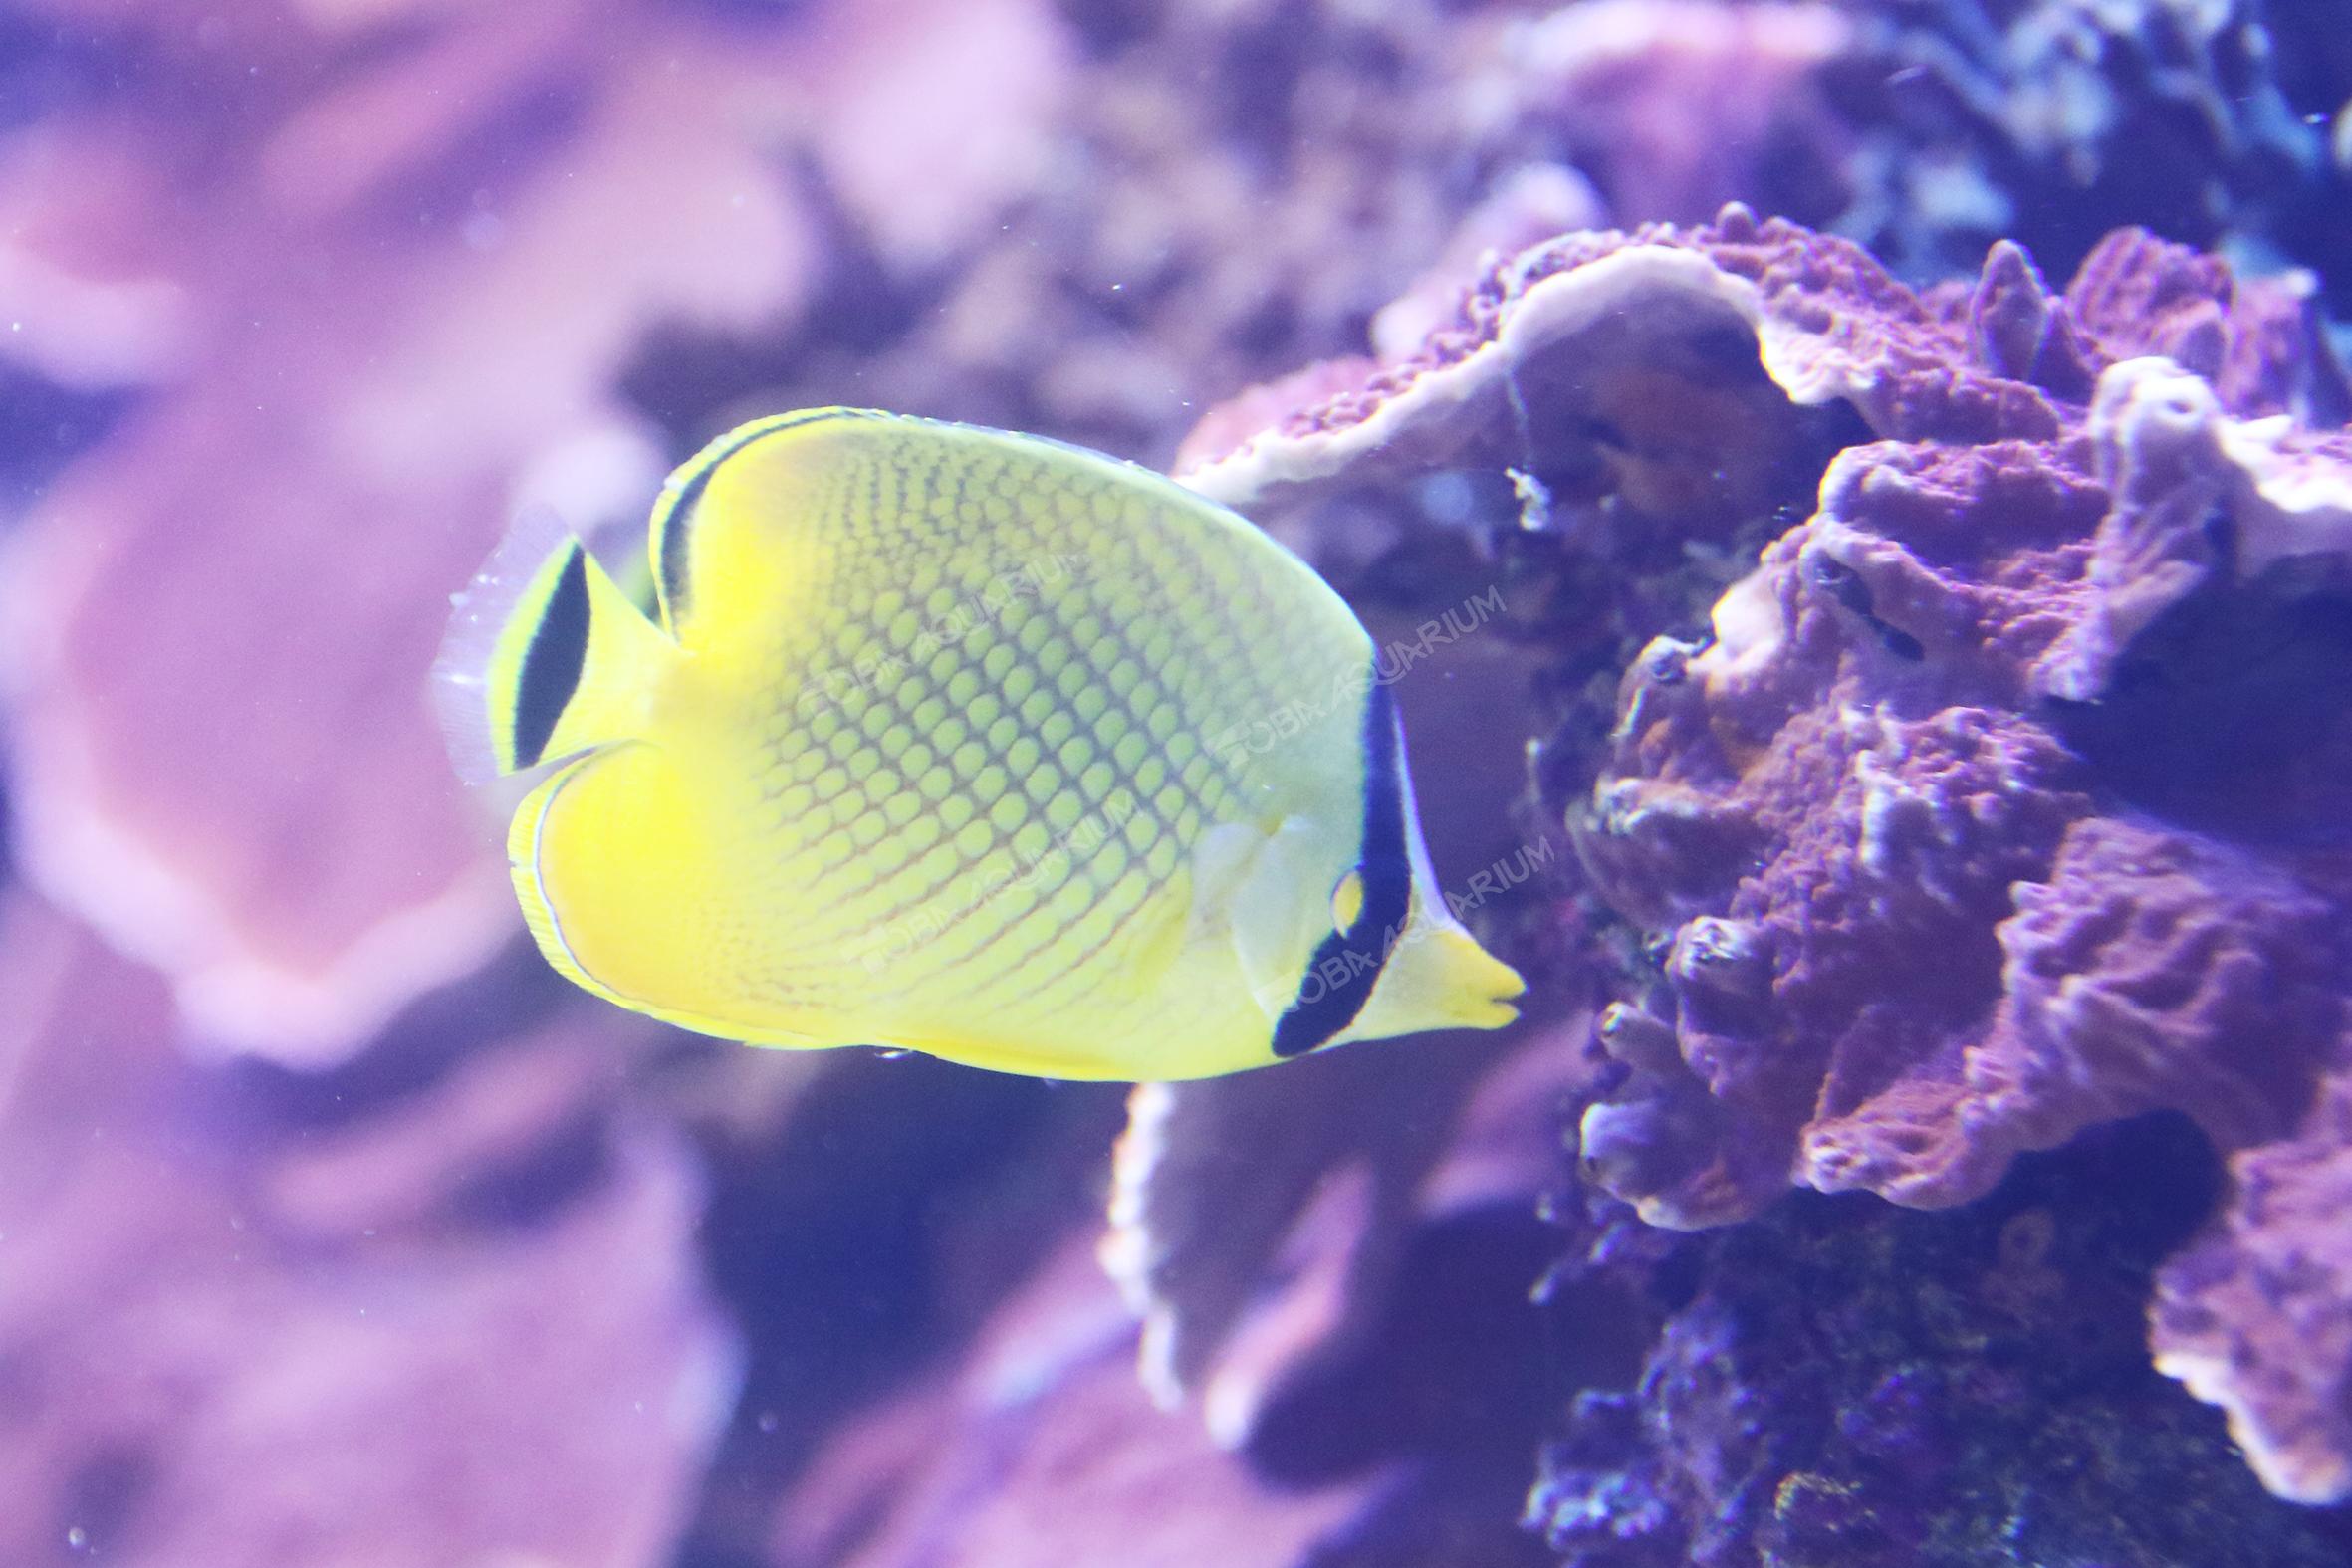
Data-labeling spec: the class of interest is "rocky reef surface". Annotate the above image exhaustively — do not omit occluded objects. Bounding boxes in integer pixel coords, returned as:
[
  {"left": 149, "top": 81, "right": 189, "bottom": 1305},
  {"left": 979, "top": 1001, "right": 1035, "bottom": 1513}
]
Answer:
[
  {"left": 1529, "top": 1116, "right": 2347, "bottom": 1568},
  {"left": 1164, "top": 203, "right": 2352, "bottom": 1555}
]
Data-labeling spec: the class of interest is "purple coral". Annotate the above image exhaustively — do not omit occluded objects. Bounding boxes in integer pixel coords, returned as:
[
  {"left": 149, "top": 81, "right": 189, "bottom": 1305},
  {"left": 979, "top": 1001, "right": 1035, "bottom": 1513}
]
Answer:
[
  {"left": 1536, "top": 215, "right": 2352, "bottom": 1506},
  {"left": 1964, "top": 820, "right": 2339, "bottom": 1167},
  {"left": 1533, "top": 1119, "right": 2352, "bottom": 1568},
  {"left": 2153, "top": 1076, "right": 2352, "bottom": 1507},
  {"left": 1159, "top": 205, "right": 2352, "bottom": 1509}
]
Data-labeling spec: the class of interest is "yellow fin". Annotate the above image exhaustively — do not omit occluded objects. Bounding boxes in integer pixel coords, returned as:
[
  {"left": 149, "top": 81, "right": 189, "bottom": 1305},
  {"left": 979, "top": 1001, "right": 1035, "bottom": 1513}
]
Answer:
[
  {"left": 506, "top": 752, "right": 623, "bottom": 1004},
  {"left": 433, "top": 507, "right": 677, "bottom": 781},
  {"left": 508, "top": 742, "right": 841, "bottom": 1049},
  {"left": 644, "top": 408, "right": 873, "bottom": 638}
]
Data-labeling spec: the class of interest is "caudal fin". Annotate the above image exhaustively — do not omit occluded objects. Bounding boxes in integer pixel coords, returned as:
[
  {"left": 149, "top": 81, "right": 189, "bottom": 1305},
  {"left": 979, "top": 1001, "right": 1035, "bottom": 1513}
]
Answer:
[{"left": 432, "top": 506, "right": 674, "bottom": 784}]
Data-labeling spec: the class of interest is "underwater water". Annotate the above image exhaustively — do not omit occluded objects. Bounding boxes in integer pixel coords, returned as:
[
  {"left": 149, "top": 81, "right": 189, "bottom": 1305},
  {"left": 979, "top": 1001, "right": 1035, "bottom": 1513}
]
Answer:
[{"left": 7, "top": 1, "right": 2352, "bottom": 1565}]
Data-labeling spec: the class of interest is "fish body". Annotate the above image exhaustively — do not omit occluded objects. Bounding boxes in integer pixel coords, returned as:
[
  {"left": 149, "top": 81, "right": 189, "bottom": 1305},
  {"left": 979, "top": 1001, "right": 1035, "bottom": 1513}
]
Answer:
[{"left": 436, "top": 409, "right": 1523, "bottom": 1079}]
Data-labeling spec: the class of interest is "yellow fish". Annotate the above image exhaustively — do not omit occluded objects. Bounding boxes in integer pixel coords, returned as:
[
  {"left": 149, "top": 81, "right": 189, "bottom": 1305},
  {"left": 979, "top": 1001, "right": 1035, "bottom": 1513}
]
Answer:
[{"left": 435, "top": 409, "right": 1524, "bottom": 1079}]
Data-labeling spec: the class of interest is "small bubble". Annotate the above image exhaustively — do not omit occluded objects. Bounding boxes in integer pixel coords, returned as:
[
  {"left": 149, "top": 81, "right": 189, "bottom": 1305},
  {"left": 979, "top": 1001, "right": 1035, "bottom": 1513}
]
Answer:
[
  {"left": 66, "top": 1526, "right": 87, "bottom": 1551},
  {"left": 757, "top": 1411, "right": 780, "bottom": 1434}
]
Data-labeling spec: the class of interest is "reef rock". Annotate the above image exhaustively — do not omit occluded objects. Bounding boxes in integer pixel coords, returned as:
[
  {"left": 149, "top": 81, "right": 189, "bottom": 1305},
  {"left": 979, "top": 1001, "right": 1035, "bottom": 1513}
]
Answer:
[
  {"left": 772, "top": 1234, "right": 1559, "bottom": 1568},
  {"left": 1831, "top": 0, "right": 2344, "bottom": 303},
  {"left": 0, "top": 892, "right": 739, "bottom": 1567},
  {"left": 1566, "top": 223, "right": 2352, "bottom": 1507},
  {"left": 1176, "top": 209, "right": 2352, "bottom": 1510},
  {"left": 1531, "top": 1119, "right": 2352, "bottom": 1568}
]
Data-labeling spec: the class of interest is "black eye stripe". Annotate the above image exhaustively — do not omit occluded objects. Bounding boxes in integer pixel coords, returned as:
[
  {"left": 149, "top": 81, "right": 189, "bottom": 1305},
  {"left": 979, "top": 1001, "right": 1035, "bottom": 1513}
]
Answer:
[
  {"left": 512, "top": 546, "right": 590, "bottom": 770},
  {"left": 1271, "top": 677, "right": 1412, "bottom": 1058}
]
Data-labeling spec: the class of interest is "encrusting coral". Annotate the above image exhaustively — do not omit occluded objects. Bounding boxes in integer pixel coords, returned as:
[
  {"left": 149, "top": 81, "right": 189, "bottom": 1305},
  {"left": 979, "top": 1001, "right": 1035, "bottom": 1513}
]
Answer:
[
  {"left": 1530, "top": 1117, "right": 2352, "bottom": 1568},
  {"left": 1552, "top": 221, "right": 2352, "bottom": 1511},
  {"left": 1154, "top": 204, "right": 2352, "bottom": 1523}
]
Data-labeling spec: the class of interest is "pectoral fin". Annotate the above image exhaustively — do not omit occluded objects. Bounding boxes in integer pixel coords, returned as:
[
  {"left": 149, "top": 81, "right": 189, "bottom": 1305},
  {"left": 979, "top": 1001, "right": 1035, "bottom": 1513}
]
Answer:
[{"left": 1187, "top": 817, "right": 1344, "bottom": 1019}]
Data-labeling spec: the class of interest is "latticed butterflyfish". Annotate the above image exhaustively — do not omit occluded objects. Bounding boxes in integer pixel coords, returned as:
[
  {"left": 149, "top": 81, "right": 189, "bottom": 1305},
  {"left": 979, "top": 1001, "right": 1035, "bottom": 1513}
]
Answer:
[{"left": 434, "top": 409, "right": 1524, "bottom": 1080}]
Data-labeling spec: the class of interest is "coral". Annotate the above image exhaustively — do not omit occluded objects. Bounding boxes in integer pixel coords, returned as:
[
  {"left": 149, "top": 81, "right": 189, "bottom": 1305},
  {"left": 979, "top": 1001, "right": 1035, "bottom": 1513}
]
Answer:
[
  {"left": 1103, "top": 1025, "right": 1583, "bottom": 1419},
  {"left": 0, "top": 892, "right": 739, "bottom": 1566},
  {"left": 1420, "top": 0, "right": 2352, "bottom": 316},
  {"left": 2046, "top": 351, "right": 2352, "bottom": 704},
  {"left": 782, "top": 1215, "right": 1573, "bottom": 1568},
  {"left": 1171, "top": 207, "right": 2352, "bottom": 1512},
  {"left": 1181, "top": 216, "right": 2346, "bottom": 515},
  {"left": 1827, "top": 0, "right": 2346, "bottom": 301},
  {"left": 1541, "top": 217, "right": 2352, "bottom": 1504},
  {"left": 1531, "top": 1118, "right": 2352, "bottom": 1568},
  {"left": 1468, "top": 1, "right": 1857, "bottom": 228},
  {"left": 682, "top": 0, "right": 1536, "bottom": 463},
  {"left": 0, "top": 1, "right": 817, "bottom": 1061},
  {"left": 1176, "top": 208, "right": 1911, "bottom": 511},
  {"left": 2153, "top": 1076, "right": 2352, "bottom": 1508},
  {"left": 765, "top": 1240, "right": 1401, "bottom": 1568}
]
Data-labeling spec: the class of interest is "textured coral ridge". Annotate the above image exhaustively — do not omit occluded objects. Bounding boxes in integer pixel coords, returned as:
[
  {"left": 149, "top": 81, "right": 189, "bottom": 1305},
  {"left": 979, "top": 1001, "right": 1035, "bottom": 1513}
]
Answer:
[
  {"left": 1532, "top": 1119, "right": 2352, "bottom": 1568},
  {"left": 1178, "top": 205, "right": 2063, "bottom": 510},
  {"left": 1423, "top": 211, "right": 2352, "bottom": 1506},
  {"left": 1165, "top": 207, "right": 2352, "bottom": 1507}
]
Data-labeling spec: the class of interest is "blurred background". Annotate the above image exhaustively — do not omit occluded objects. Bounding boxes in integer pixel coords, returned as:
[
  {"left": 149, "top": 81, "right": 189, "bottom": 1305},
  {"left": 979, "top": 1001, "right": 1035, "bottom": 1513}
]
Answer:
[{"left": 5, "top": 2, "right": 2352, "bottom": 1565}]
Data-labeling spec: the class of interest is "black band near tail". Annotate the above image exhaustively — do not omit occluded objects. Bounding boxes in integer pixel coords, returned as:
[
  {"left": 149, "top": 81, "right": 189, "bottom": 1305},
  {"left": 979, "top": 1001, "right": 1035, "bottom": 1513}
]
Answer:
[
  {"left": 511, "top": 545, "right": 590, "bottom": 769},
  {"left": 1272, "top": 678, "right": 1413, "bottom": 1057}
]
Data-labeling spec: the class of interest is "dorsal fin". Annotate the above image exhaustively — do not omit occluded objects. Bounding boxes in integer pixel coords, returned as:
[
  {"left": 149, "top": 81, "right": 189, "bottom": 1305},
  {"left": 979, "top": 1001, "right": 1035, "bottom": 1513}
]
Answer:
[{"left": 646, "top": 409, "right": 875, "bottom": 634}]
